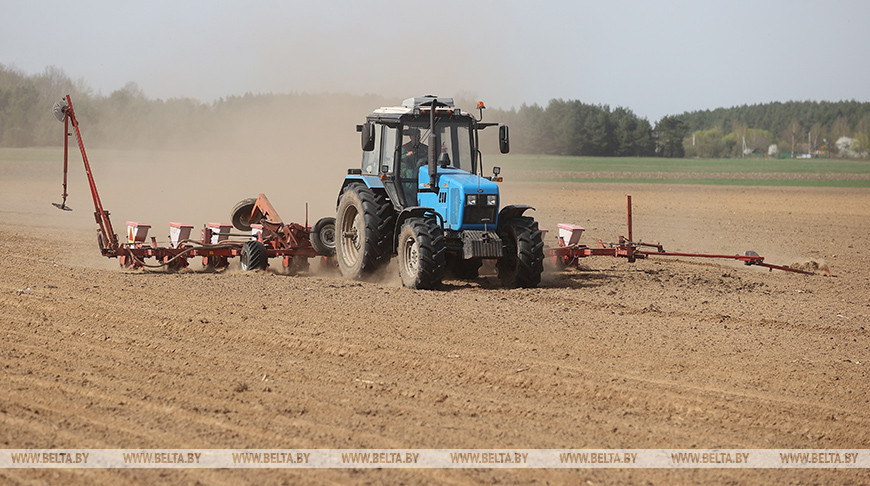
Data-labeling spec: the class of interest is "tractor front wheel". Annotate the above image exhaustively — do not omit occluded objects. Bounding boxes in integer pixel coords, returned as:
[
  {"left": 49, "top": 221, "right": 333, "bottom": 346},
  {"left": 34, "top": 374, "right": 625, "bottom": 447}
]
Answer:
[
  {"left": 397, "top": 216, "right": 446, "bottom": 289},
  {"left": 497, "top": 216, "right": 544, "bottom": 288}
]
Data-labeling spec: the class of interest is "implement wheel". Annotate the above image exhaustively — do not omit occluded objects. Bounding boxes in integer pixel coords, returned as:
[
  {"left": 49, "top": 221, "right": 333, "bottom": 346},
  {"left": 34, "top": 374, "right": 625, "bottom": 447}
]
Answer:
[
  {"left": 335, "top": 184, "right": 395, "bottom": 280},
  {"left": 397, "top": 216, "right": 446, "bottom": 289},
  {"left": 497, "top": 216, "right": 544, "bottom": 288},
  {"left": 240, "top": 240, "right": 267, "bottom": 271},
  {"left": 311, "top": 216, "right": 336, "bottom": 256},
  {"left": 230, "top": 197, "right": 258, "bottom": 231}
]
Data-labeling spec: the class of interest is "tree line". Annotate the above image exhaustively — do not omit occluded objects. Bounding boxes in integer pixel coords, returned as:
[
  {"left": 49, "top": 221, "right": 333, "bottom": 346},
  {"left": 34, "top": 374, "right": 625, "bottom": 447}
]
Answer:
[
  {"left": 488, "top": 99, "right": 870, "bottom": 158},
  {"left": 679, "top": 101, "right": 870, "bottom": 158},
  {"left": 0, "top": 64, "right": 388, "bottom": 151},
  {"left": 491, "top": 100, "right": 658, "bottom": 157},
  {"left": 0, "top": 64, "right": 207, "bottom": 148},
  {"left": 2, "top": 64, "right": 869, "bottom": 158}
]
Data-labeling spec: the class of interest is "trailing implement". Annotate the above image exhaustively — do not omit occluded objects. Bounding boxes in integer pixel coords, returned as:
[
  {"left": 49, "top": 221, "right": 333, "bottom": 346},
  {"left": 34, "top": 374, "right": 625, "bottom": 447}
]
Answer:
[
  {"left": 548, "top": 195, "right": 818, "bottom": 276},
  {"left": 50, "top": 95, "right": 334, "bottom": 272}
]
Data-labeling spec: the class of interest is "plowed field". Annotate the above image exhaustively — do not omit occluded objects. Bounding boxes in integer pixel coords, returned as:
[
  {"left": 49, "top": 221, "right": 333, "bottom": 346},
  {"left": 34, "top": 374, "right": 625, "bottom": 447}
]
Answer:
[{"left": 2, "top": 151, "right": 869, "bottom": 484}]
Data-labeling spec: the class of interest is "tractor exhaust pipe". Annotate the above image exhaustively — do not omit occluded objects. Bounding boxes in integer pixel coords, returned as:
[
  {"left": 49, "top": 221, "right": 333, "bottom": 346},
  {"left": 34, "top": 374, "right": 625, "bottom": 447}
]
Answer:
[{"left": 427, "top": 100, "right": 439, "bottom": 192}]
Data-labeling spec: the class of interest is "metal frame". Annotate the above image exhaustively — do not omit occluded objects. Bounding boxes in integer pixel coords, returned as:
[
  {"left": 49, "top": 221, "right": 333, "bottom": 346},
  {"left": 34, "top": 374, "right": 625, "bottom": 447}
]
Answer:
[
  {"left": 547, "top": 195, "right": 816, "bottom": 275},
  {"left": 56, "top": 95, "right": 323, "bottom": 271}
]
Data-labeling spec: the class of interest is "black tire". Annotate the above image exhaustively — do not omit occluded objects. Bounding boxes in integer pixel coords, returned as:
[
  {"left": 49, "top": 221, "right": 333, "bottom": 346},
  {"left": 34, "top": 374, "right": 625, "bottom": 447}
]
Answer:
[
  {"left": 335, "top": 184, "right": 396, "bottom": 279},
  {"left": 497, "top": 216, "right": 544, "bottom": 288},
  {"left": 240, "top": 240, "right": 267, "bottom": 271},
  {"left": 446, "top": 254, "right": 482, "bottom": 280},
  {"left": 397, "top": 216, "right": 446, "bottom": 289},
  {"left": 311, "top": 216, "right": 336, "bottom": 256},
  {"left": 230, "top": 197, "right": 258, "bottom": 231}
]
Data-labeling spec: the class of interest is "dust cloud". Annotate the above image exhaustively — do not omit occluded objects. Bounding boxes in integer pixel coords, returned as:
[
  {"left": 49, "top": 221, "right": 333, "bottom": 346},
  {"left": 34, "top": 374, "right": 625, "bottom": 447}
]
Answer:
[{"left": 54, "top": 95, "right": 394, "bottom": 244}]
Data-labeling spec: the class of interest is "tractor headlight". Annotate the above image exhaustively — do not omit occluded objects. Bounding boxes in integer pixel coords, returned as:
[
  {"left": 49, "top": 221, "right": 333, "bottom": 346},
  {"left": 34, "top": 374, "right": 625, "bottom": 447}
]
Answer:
[
  {"left": 486, "top": 194, "right": 498, "bottom": 206},
  {"left": 466, "top": 194, "right": 477, "bottom": 206}
]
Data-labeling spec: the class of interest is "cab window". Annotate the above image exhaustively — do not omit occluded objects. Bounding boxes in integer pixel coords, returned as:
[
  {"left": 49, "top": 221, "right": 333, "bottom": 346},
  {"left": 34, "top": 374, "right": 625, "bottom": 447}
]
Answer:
[
  {"left": 381, "top": 126, "right": 397, "bottom": 174},
  {"left": 361, "top": 123, "right": 382, "bottom": 174}
]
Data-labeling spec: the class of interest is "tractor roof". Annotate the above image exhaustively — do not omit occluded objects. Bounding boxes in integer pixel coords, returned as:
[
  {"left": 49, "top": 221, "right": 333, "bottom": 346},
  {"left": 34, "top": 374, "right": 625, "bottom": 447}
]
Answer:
[
  {"left": 402, "top": 96, "right": 454, "bottom": 108},
  {"left": 371, "top": 96, "right": 457, "bottom": 117}
]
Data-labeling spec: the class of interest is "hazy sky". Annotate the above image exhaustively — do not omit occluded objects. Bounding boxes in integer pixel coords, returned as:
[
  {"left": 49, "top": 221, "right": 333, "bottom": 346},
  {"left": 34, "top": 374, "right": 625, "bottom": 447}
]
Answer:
[{"left": 2, "top": 0, "right": 868, "bottom": 121}]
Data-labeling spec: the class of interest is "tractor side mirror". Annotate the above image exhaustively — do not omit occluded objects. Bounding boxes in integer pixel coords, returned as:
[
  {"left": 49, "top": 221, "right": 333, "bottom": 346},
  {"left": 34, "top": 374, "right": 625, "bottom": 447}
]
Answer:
[
  {"left": 499, "top": 125, "right": 510, "bottom": 154},
  {"left": 360, "top": 122, "right": 375, "bottom": 151}
]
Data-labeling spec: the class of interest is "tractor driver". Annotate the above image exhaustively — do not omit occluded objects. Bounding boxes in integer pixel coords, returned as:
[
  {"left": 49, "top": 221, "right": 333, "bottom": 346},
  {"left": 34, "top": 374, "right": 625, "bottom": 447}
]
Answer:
[
  {"left": 400, "top": 128, "right": 428, "bottom": 202},
  {"left": 400, "top": 129, "right": 428, "bottom": 178}
]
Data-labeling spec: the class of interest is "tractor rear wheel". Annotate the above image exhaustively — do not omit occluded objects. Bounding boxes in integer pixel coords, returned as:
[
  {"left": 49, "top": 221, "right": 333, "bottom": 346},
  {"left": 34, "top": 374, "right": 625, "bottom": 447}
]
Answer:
[
  {"left": 397, "top": 216, "right": 446, "bottom": 289},
  {"left": 240, "top": 240, "right": 267, "bottom": 271},
  {"left": 336, "top": 184, "right": 395, "bottom": 279},
  {"left": 497, "top": 216, "right": 544, "bottom": 288},
  {"left": 311, "top": 216, "right": 336, "bottom": 256},
  {"left": 230, "top": 197, "right": 258, "bottom": 231}
]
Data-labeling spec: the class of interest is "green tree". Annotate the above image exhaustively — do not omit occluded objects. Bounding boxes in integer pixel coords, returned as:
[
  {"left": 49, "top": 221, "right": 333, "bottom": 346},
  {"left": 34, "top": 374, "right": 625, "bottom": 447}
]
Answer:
[
  {"left": 732, "top": 121, "right": 748, "bottom": 157},
  {"left": 585, "top": 107, "right": 613, "bottom": 155},
  {"left": 613, "top": 107, "right": 654, "bottom": 156},
  {"left": 831, "top": 116, "right": 850, "bottom": 139},
  {"left": 784, "top": 118, "right": 801, "bottom": 157},
  {"left": 686, "top": 128, "right": 726, "bottom": 158},
  {"left": 746, "top": 128, "right": 774, "bottom": 155},
  {"left": 853, "top": 114, "right": 870, "bottom": 155},
  {"left": 655, "top": 115, "right": 688, "bottom": 157},
  {"left": 808, "top": 122, "right": 822, "bottom": 156}
]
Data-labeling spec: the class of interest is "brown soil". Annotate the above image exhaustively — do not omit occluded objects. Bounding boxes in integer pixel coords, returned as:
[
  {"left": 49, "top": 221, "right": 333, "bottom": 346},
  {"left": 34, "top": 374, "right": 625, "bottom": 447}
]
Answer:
[{"left": 1, "top": 154, "right": 869, "bottom": 484}]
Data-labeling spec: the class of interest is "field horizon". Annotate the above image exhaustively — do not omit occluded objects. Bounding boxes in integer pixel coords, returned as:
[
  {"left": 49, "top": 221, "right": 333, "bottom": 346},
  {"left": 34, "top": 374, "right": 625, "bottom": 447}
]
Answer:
[{"left": 500, "top": 154, "right": 870, "bottom": 188}]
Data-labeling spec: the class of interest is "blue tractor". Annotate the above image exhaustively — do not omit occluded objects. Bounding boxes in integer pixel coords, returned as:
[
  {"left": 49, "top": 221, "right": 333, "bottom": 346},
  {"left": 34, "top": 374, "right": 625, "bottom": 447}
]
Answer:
[{"left": 335, "top": 96, "right": 544, "bottom": 289}]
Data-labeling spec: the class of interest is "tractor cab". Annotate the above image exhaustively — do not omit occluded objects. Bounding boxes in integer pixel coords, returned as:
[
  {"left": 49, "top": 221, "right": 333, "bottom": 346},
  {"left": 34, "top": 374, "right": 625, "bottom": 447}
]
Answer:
[
  {"left": 355, "top": 96, "right": 503, "bottom": 227},
  {"left": 394, "top": 120, "right": 473, "bottom": 207}
]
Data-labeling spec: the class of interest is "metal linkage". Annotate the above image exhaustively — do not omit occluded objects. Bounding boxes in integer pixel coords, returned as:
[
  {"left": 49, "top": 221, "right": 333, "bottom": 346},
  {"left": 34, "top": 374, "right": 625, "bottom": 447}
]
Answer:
[
  {"left": 546, "top": 195, "right": 817, "bottom": 276},
  {"left": 54, "top": 95, "right": 120, "bottom": 256}
]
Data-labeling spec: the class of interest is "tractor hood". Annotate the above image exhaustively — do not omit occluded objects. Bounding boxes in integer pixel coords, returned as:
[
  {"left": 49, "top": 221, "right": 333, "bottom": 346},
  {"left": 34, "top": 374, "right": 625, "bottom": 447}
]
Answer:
[
  {"left": 417, "top": 167, "right": 500, "bottom": 230},
  {"left": 418, "top": 166, "right": 499, "bottom": 194}
]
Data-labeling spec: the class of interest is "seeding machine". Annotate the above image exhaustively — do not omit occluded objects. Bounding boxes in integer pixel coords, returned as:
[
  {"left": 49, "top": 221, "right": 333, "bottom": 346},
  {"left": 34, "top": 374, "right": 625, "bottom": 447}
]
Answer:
[
  {"left": 51, "top": 95, "right": 335, "bottom": 273},
  {"left": 51, "top": 94, "right": 815, "bottom": 284}
]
